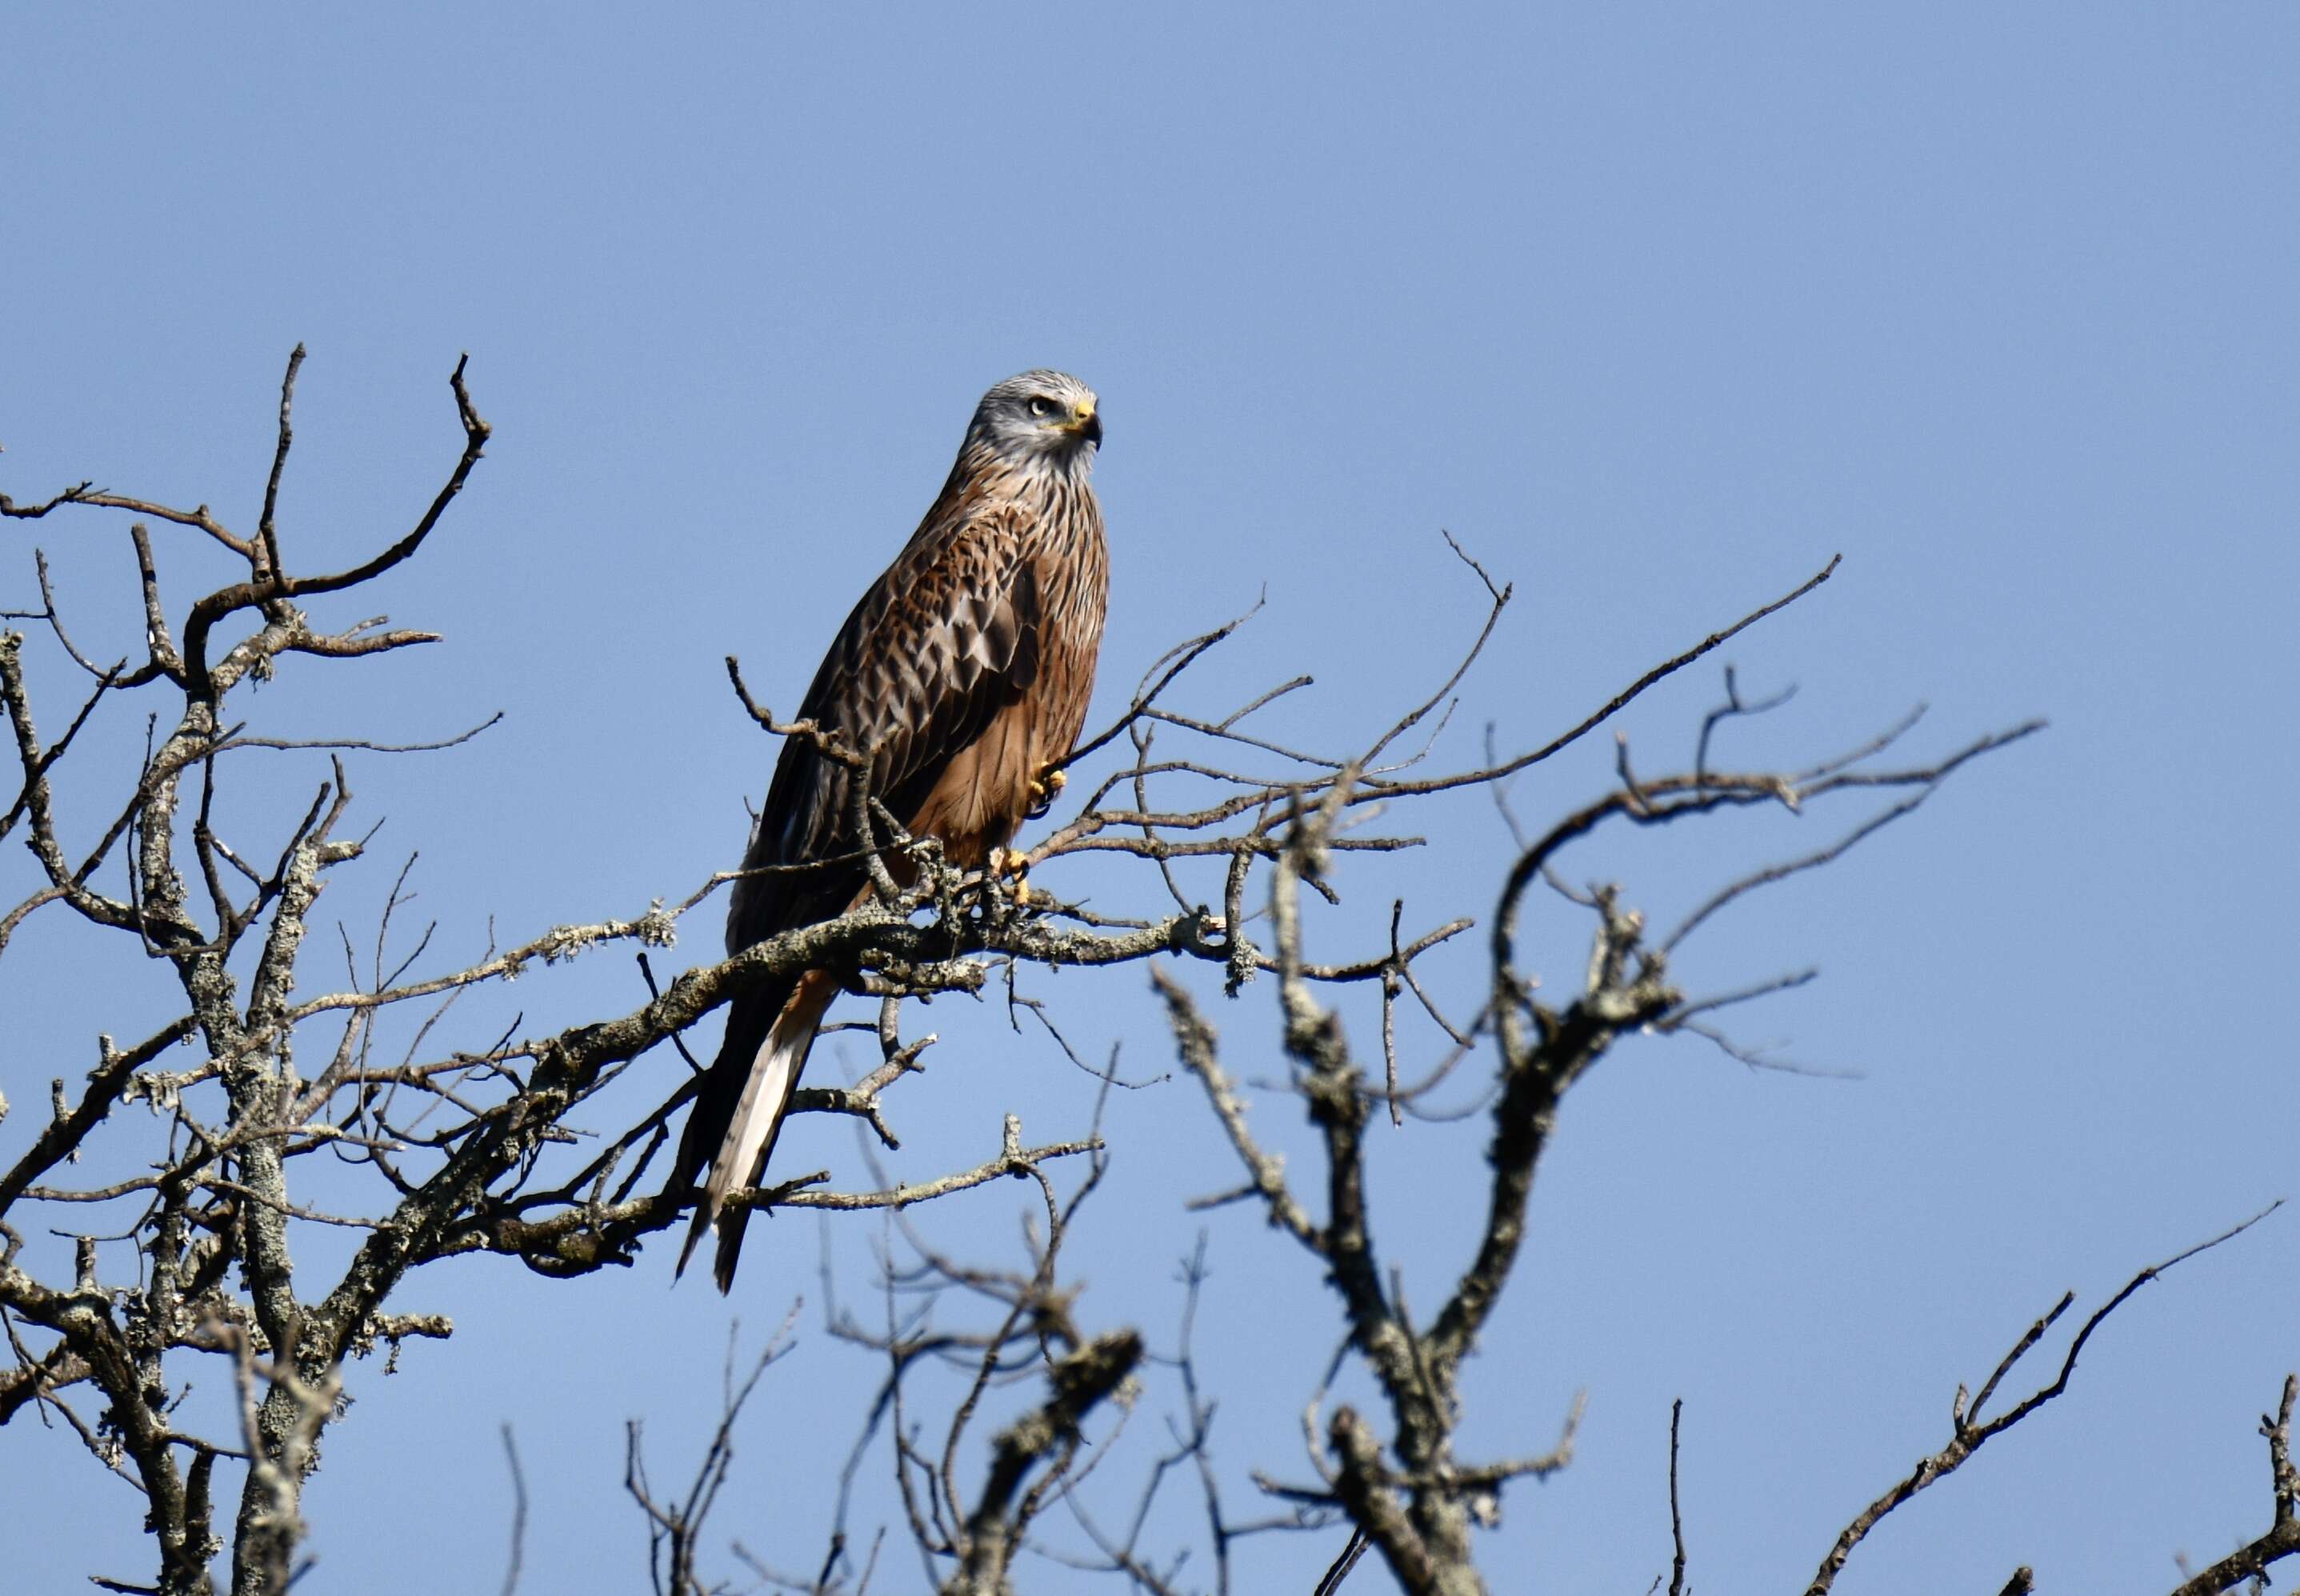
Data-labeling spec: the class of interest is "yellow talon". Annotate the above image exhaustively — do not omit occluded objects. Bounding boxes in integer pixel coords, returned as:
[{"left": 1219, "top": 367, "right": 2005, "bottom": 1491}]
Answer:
[
  {"left": 990, "top": 845, "right": 1033, "bottom": 906},
  {"left": 1027, "top": 766, "right": 1066, "bottom": 818}
]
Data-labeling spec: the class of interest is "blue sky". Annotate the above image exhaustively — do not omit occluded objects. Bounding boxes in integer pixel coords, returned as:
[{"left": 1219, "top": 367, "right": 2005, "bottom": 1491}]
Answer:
[{"left": 3, "top": 5, "right": 2296, "bottom": 1592}]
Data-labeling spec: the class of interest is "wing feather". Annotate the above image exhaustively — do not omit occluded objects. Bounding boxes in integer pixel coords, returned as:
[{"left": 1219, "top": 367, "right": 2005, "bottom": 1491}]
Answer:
[{"left": 726, "top": 510, "right": 1042, "bottom": 953}]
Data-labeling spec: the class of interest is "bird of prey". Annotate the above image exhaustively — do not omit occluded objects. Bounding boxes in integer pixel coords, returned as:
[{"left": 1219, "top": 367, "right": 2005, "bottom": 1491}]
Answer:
[{"left": 674, "top": 370, "right": 1109, "bottom": 1290}]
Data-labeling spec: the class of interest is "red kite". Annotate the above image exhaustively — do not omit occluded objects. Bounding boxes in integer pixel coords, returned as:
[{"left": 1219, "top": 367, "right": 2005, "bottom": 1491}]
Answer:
[{"left": 677, "top": 371, "right": 1108, "bottom": 1290}]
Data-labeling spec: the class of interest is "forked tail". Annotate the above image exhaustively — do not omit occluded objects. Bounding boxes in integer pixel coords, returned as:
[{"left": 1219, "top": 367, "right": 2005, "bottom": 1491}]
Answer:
[{"left": 674, "top": 970, "right": 836, "bottom": 1290}]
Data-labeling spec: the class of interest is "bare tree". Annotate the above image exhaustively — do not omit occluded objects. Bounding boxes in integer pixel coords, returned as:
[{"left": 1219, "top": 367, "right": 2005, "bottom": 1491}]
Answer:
[{"left": 0, "top": 353, "right": 2286, "bottom": 1595}]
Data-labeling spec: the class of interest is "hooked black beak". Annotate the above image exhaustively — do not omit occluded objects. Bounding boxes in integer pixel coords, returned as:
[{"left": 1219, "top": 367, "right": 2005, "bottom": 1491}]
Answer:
[{"left": 1080, "top": 410, "right": 1102, "bottom": 446}]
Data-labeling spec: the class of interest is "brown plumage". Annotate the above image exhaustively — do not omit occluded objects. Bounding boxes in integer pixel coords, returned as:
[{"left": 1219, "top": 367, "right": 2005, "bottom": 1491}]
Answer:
[{"left": 674, "top": 370, "right": 1109, "bottom": 1290}]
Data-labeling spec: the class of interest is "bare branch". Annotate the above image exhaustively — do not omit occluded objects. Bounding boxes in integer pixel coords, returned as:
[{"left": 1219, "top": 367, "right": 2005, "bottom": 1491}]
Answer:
[
  {"left": 1666, "top": 1400, "right": 1687, "bottom": 1596},
  {"left": 1807, "top": 1204, "right": 2282, "bottom": 1596},
  {"left": 255, "top": 345, "right": 303, "bottom": 585},
  {"left": 2166, "top": 1373, "right": 2300, "bottom": 1595}
]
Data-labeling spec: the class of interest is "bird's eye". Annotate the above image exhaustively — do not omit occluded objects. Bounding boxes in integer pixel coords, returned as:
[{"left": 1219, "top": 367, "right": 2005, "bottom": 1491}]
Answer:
[{"left": 1028, "top": 397, "right": 1055, "bottom": 418}]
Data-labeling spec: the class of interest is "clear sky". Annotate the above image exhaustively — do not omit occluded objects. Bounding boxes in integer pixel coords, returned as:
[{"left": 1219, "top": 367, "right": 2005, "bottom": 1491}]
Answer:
[{"left": 3, "top": 5, "right": 2296, "bottom": 1593}]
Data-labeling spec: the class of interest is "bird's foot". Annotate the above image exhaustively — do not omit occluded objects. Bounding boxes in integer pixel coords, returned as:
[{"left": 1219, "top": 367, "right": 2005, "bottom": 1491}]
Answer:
[
  {"left": 989, "top": 845, "right": 1033, "bottom": 906},
  {"left": 1026, "top": 766, "right": 1066, "bottom": 819}
]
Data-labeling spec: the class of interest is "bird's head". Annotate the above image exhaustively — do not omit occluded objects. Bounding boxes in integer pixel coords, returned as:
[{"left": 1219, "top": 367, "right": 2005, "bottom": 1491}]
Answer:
[{"left": 967, "top": 370, "right": 1102, "bottom": 472}]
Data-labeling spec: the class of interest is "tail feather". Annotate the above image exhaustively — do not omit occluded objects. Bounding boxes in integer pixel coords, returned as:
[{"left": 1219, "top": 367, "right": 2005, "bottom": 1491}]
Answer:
[
  {"left": 673, "top": 982, "right": 782, "bottom": 1278},
  {"left": 674, "top": 970, "right": 835, "bottom": 1290}
]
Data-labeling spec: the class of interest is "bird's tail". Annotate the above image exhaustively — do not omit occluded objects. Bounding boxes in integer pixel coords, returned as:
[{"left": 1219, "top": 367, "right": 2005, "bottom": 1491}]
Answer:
[{"left": 674, "top": 969, "right": 837, "bottom": 1291}]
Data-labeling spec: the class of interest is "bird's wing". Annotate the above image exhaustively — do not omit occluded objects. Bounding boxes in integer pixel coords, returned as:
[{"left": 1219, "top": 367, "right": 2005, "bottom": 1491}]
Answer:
[{"left": 727, "top": 510, "right": 1042, "bottom": 949}]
